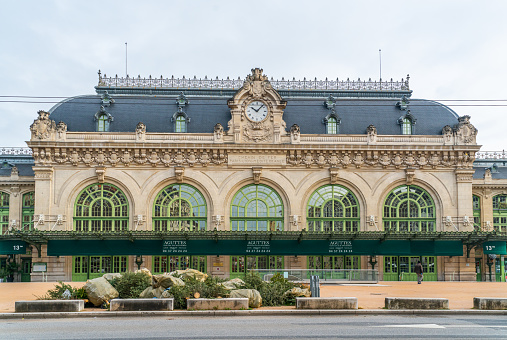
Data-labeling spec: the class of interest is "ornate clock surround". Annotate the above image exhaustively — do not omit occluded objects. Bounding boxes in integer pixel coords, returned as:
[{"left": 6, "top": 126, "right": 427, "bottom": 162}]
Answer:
[{"left": 227, "top": 68, "right": 287, "bottom": 143}]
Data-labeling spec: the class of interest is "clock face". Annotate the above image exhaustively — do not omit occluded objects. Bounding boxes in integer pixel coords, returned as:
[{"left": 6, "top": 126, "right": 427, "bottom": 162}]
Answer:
[{"left": 246, "top": 101, "right": 268, "bottom": 122}]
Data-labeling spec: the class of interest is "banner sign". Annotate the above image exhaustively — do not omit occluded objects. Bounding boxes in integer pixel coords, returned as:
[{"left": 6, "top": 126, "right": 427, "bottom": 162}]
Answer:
[
  {"left": 483, "top": 241, "right": 507, "bottom": 255},
  {"left": 47, "top": 239, "right": 463, "bottom": 256},
  {"left": 0, "top": 240, "right": 27, "bottom": 255}
]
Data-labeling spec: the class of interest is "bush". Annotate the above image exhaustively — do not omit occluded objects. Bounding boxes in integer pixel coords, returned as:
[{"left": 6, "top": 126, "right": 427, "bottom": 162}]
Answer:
[
  {"left": 169, "top": 275, "right": 229, "bottom": 309},
  {"left": 240, "top": 272, "right": 304, "bottom": 306},
  {"left": 109, "top": 271, "right": 152, "bottom": 299},
  {"left": 35, "top": 281, "right": 87, "bottom": 300}
]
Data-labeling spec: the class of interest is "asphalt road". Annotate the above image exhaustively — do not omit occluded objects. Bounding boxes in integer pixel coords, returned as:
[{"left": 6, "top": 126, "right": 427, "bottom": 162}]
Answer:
[{"left": 1, "top": 315, "right": 507, "bottom": 339}]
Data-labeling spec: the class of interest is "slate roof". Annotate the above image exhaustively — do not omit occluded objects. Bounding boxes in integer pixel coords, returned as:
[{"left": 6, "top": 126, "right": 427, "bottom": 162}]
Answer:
[
  {"left": 48, "top": 92, "right": 459, "bottom": 135},
  {"left": 0, "top": 160, "right": 34, "bottom": 177},
  {"left": 473, "top": 166, "right": 507, "bottom": 180}
]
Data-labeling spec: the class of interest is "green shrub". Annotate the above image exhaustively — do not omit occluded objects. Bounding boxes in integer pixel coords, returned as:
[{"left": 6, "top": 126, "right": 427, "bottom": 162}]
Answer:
[
  {"left": 240, "top": 272, "right": 304, "bottom": 306},
  {"left": 169, "top": 276, "right": 229, "bottom": 309},
  {"left": 35, "top": 281, "right": 87, "bottom": 300},
  {"left": 110, "top": 271, "right": 152, "bottom": 299}
]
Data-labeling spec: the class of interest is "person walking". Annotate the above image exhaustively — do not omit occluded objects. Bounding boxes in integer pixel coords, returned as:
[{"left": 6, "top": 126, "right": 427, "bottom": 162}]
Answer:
[{"left": 415, "top": 260, "right": 423, "bottom": 284}]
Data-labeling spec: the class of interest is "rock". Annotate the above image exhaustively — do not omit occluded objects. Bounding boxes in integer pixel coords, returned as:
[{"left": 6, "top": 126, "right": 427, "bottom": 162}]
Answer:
[
  {"left": 102, "top": 273, "right": 122, "bottom": 281},
  {"left": 285, "top": 287, "right": 311, "bottom": 297},
  {"left": 161, "top": 289, "right": 173, "bottom": 298},
  {"left": 84, "top": 277, "right": 119, "bottom": 306},
  {"left": 139, "top": 286, "right": 166, "bottom": 299},
  {"left": 135, "top": 268, "right": 152, "bottom": 278},
  {"left": 220, "top": 278, "right": 245, "bottom": 290},
  {"left": 230, "top": 289, "right": 262, "bottom": 308},
  {"left": 170, "top": 268, "right": 208, "bottom": 282},
  {"left": 152, "top": 274, "right": 185, "bottom": 289}
]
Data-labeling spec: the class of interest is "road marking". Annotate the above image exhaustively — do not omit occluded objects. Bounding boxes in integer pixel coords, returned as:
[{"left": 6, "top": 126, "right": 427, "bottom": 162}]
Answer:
[{"left": 377, "top": 324, "right": 445, "bottom": 329}]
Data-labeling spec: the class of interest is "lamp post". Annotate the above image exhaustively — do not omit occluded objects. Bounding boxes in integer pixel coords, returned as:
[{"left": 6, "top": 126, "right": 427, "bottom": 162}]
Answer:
[
  {"left": 487, "top": 254, "right": 496, "bottom": 282},
  {"left": 135, "top": 255, "right": 143, "bottom": 270}
]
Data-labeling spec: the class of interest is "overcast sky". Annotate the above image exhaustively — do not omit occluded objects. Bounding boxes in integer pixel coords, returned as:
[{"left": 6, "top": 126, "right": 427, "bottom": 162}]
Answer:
[{"left": 1, "top": 1, "right": 506, "bottom": 151}]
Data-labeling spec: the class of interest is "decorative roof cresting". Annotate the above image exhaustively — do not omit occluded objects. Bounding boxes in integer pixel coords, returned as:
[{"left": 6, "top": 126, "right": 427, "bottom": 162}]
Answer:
[{"left": 97, "top": 71, "right": 410, "bottom": 92}]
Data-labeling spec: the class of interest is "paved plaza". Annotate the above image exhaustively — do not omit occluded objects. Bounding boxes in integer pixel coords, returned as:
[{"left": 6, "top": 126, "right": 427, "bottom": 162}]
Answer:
[{"left": 1, "top": 281, "right": 506, "bottom": 312}]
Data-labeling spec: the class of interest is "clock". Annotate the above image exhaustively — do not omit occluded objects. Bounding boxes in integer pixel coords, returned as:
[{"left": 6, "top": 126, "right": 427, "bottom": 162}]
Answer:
[{"left": 246, "top": 101, "right": 268, "bottom": 122}]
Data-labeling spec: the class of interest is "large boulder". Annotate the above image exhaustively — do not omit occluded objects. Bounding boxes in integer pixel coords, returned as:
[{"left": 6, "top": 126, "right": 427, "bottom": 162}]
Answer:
[
  {"left": 220, "top": 278, "right": 245, "bottom": 290},
  {"left": 135, "top": 268, "right": 152, "bottom": 278},
  {"left": 170, "top": 268, "right": 208, "bottom": 282},
  {"left": 102, "top": 273, "right": 122, "bottom": 282},
  {"left": 230, "top": 289, "right": 262, "bottom": 308},
  {"left": 84, "top": 277, "right": 119, "bottom": 306},
  {"left": 139, "top": 286, "right": 166, "bottom": 299},
  {"left": 285, "top": 287, "right": 311, "bottom": 298},
  {"left": 152, "top": 274, "right": 184, "bottom": 289}
]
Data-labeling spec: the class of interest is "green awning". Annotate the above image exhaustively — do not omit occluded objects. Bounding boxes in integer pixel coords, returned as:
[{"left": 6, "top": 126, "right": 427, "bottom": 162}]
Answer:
[
  {"left": 0, "top": 240, "right": 27, "bottom": 255},
  {"left": 483, "top": 241, "right": 507, "bottom": 255},
  {"left": 47, "top": 239, "right": 463, "bottom": 256}
]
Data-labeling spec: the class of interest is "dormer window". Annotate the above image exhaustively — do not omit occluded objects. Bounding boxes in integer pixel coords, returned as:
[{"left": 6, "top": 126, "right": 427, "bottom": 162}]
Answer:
[
  {"left": 397, "top": 110, "right": 416, "bottom": 135},
  {"left": 175, "top": 115, "right": 186, "bottom": 133},
  {"left": 94, "top": 106, "right": 114, "bottom": 132},
  {"left": 327, "top": 117, "right": 338, "bottom": 134}
]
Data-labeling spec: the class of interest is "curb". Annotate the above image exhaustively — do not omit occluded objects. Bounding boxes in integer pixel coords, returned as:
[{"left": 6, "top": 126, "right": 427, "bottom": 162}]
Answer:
[{"left": 2, "top": 309, "right": 507, "bottom": 319}]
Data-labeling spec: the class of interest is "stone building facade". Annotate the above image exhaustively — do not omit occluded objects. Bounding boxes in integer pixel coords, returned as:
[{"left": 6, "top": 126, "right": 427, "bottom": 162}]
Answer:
[{"left": 2, "top": 68, "right": 505, "bottom": 282}]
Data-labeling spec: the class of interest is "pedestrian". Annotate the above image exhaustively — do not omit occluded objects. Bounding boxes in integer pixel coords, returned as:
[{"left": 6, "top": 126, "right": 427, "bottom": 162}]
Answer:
[{"left": 415, "top": 260, "right": 423, "bottom": 284}]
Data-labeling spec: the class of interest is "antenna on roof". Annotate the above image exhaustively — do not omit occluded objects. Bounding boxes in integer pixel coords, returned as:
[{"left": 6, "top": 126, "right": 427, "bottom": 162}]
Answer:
[
  {"left": 379, "top": 49, "right": 382, "bottom": 81},
  {"left": 125, "top": 42, "right": 128, "bottom": 78}
]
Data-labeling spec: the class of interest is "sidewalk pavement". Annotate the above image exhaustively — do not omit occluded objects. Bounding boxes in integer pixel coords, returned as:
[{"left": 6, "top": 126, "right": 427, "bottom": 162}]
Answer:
[{"left": 1, "top": 281, "right": 506, "bottom": 316}]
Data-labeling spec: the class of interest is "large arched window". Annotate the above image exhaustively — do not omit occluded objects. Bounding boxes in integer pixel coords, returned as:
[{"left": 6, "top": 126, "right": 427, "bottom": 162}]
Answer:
[
  {"left": 383, "top": 185, "right": 436, "bottom": 232},
  {"left": 306, "top": 185, "right": 360, "bottom": 232},
  {"left": 0, "top": 192, "right": 9, "bottom": 234},
  {"left": 153, "top": 184, "right": 207, "bottom": 231},
  {"left": 473, "top": 195, "right": 481, "bottom": 230},
  {"left": 74, "top": 183, "right": 129, "bottom": 232},
  {"left": 22, "top": 192, "right": 35, "bottom": 231},
  {"left": 230, "top": 184, "right": 284, "bottom": 231},
  {"left": 493, "top": 194, "right": 507, "bottom": 232}
]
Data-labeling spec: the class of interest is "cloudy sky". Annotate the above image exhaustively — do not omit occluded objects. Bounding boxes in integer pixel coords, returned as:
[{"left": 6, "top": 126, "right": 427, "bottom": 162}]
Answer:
[{"left": 1, "top": 1, "right": 506, "bottom": 151}]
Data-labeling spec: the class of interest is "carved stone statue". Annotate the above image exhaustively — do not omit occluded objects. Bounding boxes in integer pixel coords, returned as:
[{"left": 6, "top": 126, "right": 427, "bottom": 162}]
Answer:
[
  {"left": 453, "top": 115, "right": 478, "bottom": 145},
  {"left": 442, "top": 125, "right": 453, "bottom": 143},
  {"left": 366, "top": 124, "right": 377, "bottom": 143},
  {"left": 136, "top": 122, "right": 146, "bottom": 142},
  {"left": 30, "top": 110, "right": 56, "bottom": 140},
  {"left": 214, "top": 123, "right": 224, "bottom": 142},
  {"left": 56, "top": 121, "right": 67, "bottom": 140},
  {"left": 290, "top": 124, "right": 300, "bottom": 143}
]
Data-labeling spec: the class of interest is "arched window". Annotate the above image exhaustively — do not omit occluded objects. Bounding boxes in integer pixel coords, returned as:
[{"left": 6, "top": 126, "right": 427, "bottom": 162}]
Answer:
[
  {"left": 0, "top": 192, "right": 9, "bottom": 234},
  {"left": 493, "top": 194, "right": 507, "bottom": 232},
  {"left": 383, "top": 185, "right": 435, "bottom": 232},
  {"left": 74, "top": 183, "right": 128, "bottom": 232},
  {"left": 306, "top": 185, "right": 360, "bottom": 232},
  {"left": 230, "top": 184, "right": 284, "bottom": 231},
  {"left": 402, "top": 118, "right": 412, "bottom": 135},
  {"left": 22, "top": 192, "right": 35, "bottom": 231},
  {"left": 327, "top": 117, "right": 338, "bottom": 134},
  {"left": 97, "top": 114, "right": 110, "bottom": 132},
  {"left": 175, "top": 115, "right": 186, "bottom": 133},
  {"left": 473, "top": 195, "right": 481, "bottom": 230},
  {"left": 153, "top": 184, "right": 207, "bottom": 231}
]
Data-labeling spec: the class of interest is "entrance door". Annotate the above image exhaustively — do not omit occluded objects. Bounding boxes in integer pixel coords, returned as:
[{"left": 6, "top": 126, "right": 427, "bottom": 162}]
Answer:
[
  {"left": 476, "top": 258, "right": 482, "bottom": 282},
  {"left": 383, "top": 256, "right": 437, "bottom": 281},
  {"left": 21, "top": 258, "right": 31, "bottom": 282}
]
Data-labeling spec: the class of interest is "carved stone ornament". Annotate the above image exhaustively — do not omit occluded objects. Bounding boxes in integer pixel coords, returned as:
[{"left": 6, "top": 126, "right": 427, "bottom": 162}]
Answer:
[
  {"left": 214, "top": 123, "right": 224, "bottom": 142},
  {"left": 396, "top": 95, "right": 410, "bottom": 110},
  {"left": 484, "top": 168, "right": 492, "bottom": 181},
  {"left": 252, "top": 167, "right": 262, "bottom": 184},
  {"left": 405, "top": 168, "right": 415, "bottom": 184},
  {"left": 101, "top": 91, "right": 115, "bottom": 107},
  {"left": 453, "top": 115, "right": 477, "bottom": 145},
  {"left": 242, "top": 68, "right": 272, "bottom": 98},
  {"left": 174, "top": 166, "right": 185, "bottom": 182},
  {"left": 442, "top": 125, "right": 453, "bottom": 144},
  {"left": 290, "top": 124, "right": 300, "bottom": 144},
  {"left": 176, "top": 92, "right": 188, "bottom": 107},
  {"left": 243, "top": 122, "right": 272, "bottom": 143},
  {"left": 329, "top": 167, "right": 339, "bottom": 184},
  {"left": 136, "top": 122, "right": 146, "bottom": 142},
  {"left": 290, "top": 215, "right": 300, "bottom": 228},
  {"left": 56, "top": 121, "right": 67, "bottom": 140},
  {"left": 366, "top": 124, "right": 377, "bottom": 142},
  {"left": 30, "top": 110, "right": 56, "bottom": 140},
  {"left": 212, "top": 215, "right": 223, "bottom": 228},
  {"left": 95, "top": 166, "right": 106, "bottom": 183},
  {"left": 10, "top": 166, "right": 18, "bottom": 177}
]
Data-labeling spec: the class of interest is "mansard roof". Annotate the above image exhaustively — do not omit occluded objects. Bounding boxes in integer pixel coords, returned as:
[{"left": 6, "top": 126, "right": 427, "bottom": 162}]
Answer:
[{"left": 48, "top": 78, "right": 459, "bottom": 135}]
